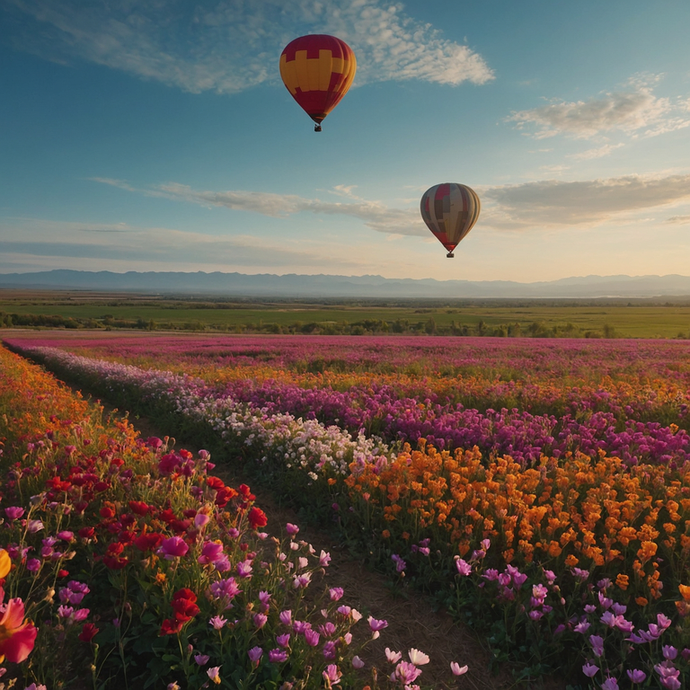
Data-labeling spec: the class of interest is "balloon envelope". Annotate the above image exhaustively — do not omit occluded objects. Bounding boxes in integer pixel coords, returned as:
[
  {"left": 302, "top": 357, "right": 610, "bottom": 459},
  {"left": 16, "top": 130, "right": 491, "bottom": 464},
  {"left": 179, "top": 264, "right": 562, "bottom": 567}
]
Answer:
[
  {"left": 420, "top": 183, "right": 481, "bottom": 257},
  {"left": 279, "top": 34, "right": 356, "bottom": 130}
]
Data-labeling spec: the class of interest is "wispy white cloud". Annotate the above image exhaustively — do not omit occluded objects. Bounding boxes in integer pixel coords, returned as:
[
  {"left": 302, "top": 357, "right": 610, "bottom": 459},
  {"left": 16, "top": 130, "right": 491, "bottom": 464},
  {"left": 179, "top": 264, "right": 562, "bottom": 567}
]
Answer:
[
  {"left": 5, "top": 0, "right": 493, "bottom": 92},
  {"left": 568, "top": 143, "right": 625, "bottom": 161},
  {"left": 666, "top": 215, "right": 690, "bottom": 224},
  {"left": 92, "top": 178, "right": 425, "bottom": 236},
  {"left": 508, "top": 76, "right": 690, "bottom": 140},
  {"left": 482, "top": 173, "right": 690, "bottom": 228},
  {"left": 0, "top": 218, "right": 369, "bottom": 271},
  {"left": 94, "top": 173, "right": 690, "bottom": 236}
]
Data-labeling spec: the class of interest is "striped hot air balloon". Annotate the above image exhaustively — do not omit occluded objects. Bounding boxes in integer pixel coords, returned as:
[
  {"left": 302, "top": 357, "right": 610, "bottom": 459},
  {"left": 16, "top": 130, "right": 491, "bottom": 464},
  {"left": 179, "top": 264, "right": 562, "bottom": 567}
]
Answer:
[
  {"left": 420, "top": 183, "right": 481, "bottom": 258},
  {"left": 279, "top": 34, "right": 356, "bottom": 132}
]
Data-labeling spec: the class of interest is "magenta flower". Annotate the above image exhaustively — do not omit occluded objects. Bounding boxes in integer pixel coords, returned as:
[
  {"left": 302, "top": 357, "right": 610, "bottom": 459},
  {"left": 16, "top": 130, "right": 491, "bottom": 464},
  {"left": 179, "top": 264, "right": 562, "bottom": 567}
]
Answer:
[
  {"left": 198, "top": 541, "right": 224, "bottom": 565},
  {"left": 285, "top": 523, "right": 300, "bottom": 535},
  {"left": 304, "top": 629, "right": 320, "bottom": 647},
  {"left": 254, "top": 613, "right": 267, "bottom": 629},
  {"left": 276, "top": 633, "right": 291, "bottom": 648},
  {"left": 158, "top": 537, "right": 189, "bottom": 560},
  {"left": 4, "top": 507, "right": 25, "bottom": 521},
  {"left": 237, "top": 560, "right": 253, "bottom": 578},
  {"left": 279, "top": 609, "right": 292, "bottom": 626}
]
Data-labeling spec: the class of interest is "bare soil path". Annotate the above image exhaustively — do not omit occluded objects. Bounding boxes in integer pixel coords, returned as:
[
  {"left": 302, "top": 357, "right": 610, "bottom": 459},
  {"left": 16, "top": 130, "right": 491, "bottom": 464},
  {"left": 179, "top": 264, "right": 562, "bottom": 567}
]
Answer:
[{"left": 65, "top": 376, "right": 567, "bottom": 690}]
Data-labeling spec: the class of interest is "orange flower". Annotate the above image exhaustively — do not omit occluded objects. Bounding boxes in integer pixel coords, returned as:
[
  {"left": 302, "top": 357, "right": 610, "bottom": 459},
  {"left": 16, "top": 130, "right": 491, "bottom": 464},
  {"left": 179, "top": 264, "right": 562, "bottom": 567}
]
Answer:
[
  {"left": 615, "top": 574, "right": 629, "bottom": 590},
  {"left": 565, "top": 554, "right": 579, "bottom": 567},
  {"left": 635, "top": 596, "right": 648, "bottom": 606},
  {"left": 678, "top": 584, "right": 690, "bottom": 602}
]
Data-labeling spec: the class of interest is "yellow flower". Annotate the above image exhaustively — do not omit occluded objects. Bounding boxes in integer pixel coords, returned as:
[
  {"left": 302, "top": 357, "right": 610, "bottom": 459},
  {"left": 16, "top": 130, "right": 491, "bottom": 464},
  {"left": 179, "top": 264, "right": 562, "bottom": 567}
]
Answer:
[{"left": 0, "top": 550, "right": 11, "bottom": 579}]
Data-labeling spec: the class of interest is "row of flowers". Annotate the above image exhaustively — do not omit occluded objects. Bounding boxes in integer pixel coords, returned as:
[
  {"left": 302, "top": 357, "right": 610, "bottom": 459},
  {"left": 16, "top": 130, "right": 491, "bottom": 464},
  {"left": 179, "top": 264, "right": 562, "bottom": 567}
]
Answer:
[
  {"left": 6, "top": 339, "right": 690, "bottom": 686},
  {"left": 0, "top": 345, "right": 465, "bottom": 689},
  {"left": 8, "top": 340, "right": 689, "bottom": 470},
  {"left": 13, "top": 335, "right": 690, "bottom": 428}
]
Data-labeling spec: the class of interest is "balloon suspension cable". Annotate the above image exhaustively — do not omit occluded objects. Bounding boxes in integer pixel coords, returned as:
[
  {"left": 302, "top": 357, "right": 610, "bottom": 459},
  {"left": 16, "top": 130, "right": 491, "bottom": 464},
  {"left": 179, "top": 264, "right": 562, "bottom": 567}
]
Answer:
[
  {"left": 446, "top": 251, "right": 455, "bottom": 258},
  {"left": 314, "top": 124, "right": 322, "bottom": 132}
]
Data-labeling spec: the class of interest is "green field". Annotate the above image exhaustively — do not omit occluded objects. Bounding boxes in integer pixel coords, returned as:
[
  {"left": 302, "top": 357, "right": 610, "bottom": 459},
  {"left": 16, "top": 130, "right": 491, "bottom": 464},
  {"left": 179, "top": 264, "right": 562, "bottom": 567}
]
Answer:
[{"left": 1, "top": 289, "right": 690, "bottom": 338}]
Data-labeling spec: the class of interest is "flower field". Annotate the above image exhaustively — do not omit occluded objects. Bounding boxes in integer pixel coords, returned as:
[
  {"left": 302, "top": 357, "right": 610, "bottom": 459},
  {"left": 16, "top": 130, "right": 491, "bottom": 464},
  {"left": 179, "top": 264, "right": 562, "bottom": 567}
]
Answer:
[
  {"left": 4, "top": 334, "right": 690, "bottom": 689},
  {"left": 0, "top": 344, "right": 458, "bottom": 690}
]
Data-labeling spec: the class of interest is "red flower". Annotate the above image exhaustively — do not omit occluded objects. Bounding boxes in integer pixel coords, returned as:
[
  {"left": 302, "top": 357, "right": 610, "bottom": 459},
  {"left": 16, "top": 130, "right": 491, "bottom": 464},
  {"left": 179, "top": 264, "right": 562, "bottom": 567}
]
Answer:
[
  {"left": 238, "top": 484, "right": 256, "bottom": 501},
  {"left": 133, "top": 533, "right": 164, "bottom": 552},
  {"left": 171, "top": 589, "right": 199, "bottom": 622},
  {"left": 78, "top": 527, "right": 95, "bottom": 539},
  {"left": 99, "top": 504, "right": 116, "bottom": 519},
  {"left": 78, "top": 623, "right": 99, "bottom": 642},
  {"left": 248, "top": 507, "right": 267, "bottom": 529},
  {"left": 102, "top": 556, "right": 128, "bottom": 570},
  {"left": 206, "top": 476, "right": 225, "bottom": 491},
  {"left": 160, "top": 618, "right": 183, "bottom": 636},
  {"left": 128, "top": 500, "right": 150, "bottom": 515}
]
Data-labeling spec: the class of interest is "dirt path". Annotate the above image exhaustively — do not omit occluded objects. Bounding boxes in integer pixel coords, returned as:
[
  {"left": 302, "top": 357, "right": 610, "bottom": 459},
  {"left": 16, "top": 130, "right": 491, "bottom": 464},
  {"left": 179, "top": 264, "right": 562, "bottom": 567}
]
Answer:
[{"left": 70, "top": 379, "right": 566, "bottom": 690}]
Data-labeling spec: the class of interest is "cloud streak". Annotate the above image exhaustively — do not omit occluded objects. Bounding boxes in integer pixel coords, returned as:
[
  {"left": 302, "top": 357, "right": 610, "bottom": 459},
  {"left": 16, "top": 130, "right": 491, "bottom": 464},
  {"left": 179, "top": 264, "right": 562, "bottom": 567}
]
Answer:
[
  {"left": 483, "top": 173, "right": 690, "bottom": 227},
  {"left": 93, "top": 178, "right": 425, "bottom": 236},
  {"left": 508, "top": 77, "right": 690, "bottom": 140},
  {"left": 94, "top": 172, "right": 690, "bottom": 235},
  {"left": 5, "top": 0, "right": 493, "bottom": 93}
]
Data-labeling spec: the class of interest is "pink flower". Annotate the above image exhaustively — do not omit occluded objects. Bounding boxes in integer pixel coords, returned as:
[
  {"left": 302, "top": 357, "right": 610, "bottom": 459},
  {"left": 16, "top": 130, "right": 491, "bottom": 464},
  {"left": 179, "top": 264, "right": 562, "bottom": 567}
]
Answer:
[
  {"left": 285, "top": 523, "right": 300, "bottom": 535},
  {"left": 279, "top": 610, "right": 292, "bottom": 626},
  {"left": 450, "top": 662, "right": 468, "bottom": 676},
  {"left": 385, "top": 648, "right": 402, "bottom": 664},
  {"left": 254, "top": 613, "right": 267, "bottom": 629},
  {"left": 329, "top": 588, "right": 344, "bottom": 601},
  {"left": 368, "top": 616, "right": 388, "bottom": 640},
  {"left": 627, "top": 669, "right": 646, "bottom": 683},
  {"left": 206, "top": 666, "right": 221, "bottom": 685},
  {"left": 393, "top": 661, "right": 422, "bottom": 684},
  {"left": 352, "top": 656, "right": 365, "bottom": 669},
  {"left": 408, "top": 648, "right": 430, "bottom": 666},
  {"left": 209, "top": 616, "right": 227, "bottom": 630},
  {"left": 455, "top": 557, "right": 471, "bottom": 576},
  {"left": 322, "top": 664, "right": 341, "bottom": 685},
  {"left": 198, "top": 541, "right": 224, "bottom": 565},
  {"left": 319, "top": 550, "right": 331, "bottom": 567}
]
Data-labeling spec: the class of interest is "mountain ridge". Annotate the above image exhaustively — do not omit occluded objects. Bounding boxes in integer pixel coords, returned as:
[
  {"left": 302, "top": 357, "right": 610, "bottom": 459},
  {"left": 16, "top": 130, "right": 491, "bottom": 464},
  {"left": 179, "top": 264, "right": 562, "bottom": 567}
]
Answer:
[{"left": 1, "top": 270, "right": 690, "bottom": 299}]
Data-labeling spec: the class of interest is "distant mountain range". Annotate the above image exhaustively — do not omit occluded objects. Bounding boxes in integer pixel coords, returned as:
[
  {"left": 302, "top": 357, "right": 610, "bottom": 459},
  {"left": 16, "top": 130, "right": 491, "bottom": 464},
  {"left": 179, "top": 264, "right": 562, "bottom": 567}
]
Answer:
[{"left": 2, "top": 270, "right": 690, "bottom": 299}]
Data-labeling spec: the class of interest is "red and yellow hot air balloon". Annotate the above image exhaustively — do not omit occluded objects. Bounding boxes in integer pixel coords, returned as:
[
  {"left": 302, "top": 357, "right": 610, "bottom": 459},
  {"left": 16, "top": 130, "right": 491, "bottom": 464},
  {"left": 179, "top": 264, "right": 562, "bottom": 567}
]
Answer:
[
  {"left": 279, "top": 34, "right": 356, "bottom": 132},
  {"left": 420, "top": 183, "right": 481, "bottom": 258}
]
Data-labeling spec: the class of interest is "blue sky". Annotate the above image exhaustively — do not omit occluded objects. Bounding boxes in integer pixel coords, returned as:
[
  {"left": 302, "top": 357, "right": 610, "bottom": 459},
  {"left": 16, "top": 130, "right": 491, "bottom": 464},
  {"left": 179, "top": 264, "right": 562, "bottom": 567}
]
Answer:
[{"left": 1, "top": 0, "right": 690, "bottom": 282}]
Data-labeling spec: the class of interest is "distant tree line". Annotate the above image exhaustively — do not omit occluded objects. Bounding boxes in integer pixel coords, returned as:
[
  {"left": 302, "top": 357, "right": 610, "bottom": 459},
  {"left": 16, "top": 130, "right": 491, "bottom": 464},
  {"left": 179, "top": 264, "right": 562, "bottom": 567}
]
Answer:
[{"left": 1, "top": 311, "right": 687, "bottom": 339}]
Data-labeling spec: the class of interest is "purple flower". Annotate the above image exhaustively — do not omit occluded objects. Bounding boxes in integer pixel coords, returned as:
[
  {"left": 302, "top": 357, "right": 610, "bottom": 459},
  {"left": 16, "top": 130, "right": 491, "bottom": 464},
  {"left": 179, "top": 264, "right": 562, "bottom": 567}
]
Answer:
[
  {"left": 391, "top": 554, "right": 406, "bottom": 573},
  {"left": 194, "top": 654, "right": 210, "bottom": 666},
  {"left": 589, "top": 634, "right": 604, "bottom": 657},
  {"left": 269, "top": 649, "right": 288, "bottom": 663},
  {"left": 626, "top": 669, "right": 646, "bottom": 684},
  {"left": 247, "top": 647, "right": 263, "bottom": 665},
  {"left": 276, "top": 633, "right": 290, "bottom": 648},
  {"left": 601, "top": 677, "right": 619, "bottom": 690},
  {"left": 582, "top": 662, "right": 598, "bottom": 678}
]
